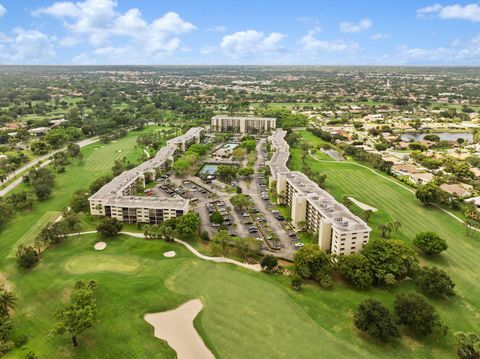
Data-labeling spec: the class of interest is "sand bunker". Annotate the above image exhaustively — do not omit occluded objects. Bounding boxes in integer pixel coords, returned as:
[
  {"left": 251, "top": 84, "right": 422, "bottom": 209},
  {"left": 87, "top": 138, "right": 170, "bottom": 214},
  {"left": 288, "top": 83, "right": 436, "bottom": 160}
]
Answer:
[
  {"left": 145, "top": 299, "right": 214, "bottom": 359},
  {"left": 163, "top": 251, "right": 176, "bottom": 258},
  {"left": 94, "top": 242, "right": 107, "bottom": 251},
  {"left": 347, "top": 197, "right": 378, "bottom": 212}
]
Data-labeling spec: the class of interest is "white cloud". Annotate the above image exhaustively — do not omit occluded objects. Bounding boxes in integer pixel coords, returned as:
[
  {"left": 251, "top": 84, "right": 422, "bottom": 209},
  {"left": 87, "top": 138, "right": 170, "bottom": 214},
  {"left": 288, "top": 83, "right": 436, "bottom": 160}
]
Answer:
[
  {"left": 58, "top": 35, "right": 79, "bottom": 47},
  {"left": 34, "top": 0, "right": 196, "bottom": 63},
  {"left": 393, "top": 35, "right": 480, "bottom": 64},
  {"left": 300, "top": 28, "right": 359, "bottom": 53},
  {"left": 0, "top": 3, "right": 6, "bottom": 18},
  {"left": 417, "top": 3, "right": 480, "bottom": 22},
  {"left": 220, "top": 30, "right": 286, "bottom": 58},
  {"left": 0, "top": 28, "right": 55, "bottom": 64},
  {"left": 340, "top": 18, "right": 372, "bottom": 33},
  {"left": 371, "top": 33, "right": 390, "bottom": 40}
]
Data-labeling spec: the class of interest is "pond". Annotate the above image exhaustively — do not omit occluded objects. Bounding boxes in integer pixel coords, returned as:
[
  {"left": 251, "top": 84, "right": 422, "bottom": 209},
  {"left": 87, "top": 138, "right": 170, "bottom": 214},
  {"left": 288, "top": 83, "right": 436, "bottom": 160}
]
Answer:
[
  {"left": 223, "top": 143, "right": 239, "bottom": 150},
  {"left": 199, "top": 164, "right": 218, "bottom": 174},
  {"left": 400, "top": 132, "right": 473, "bottom": 142}
]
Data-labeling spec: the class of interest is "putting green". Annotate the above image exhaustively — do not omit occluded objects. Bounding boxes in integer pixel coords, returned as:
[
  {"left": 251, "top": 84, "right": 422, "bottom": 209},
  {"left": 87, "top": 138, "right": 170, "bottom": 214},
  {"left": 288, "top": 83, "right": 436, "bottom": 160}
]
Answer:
[{"left": 65, "top": 254, "right": 141, "bottom": 274}]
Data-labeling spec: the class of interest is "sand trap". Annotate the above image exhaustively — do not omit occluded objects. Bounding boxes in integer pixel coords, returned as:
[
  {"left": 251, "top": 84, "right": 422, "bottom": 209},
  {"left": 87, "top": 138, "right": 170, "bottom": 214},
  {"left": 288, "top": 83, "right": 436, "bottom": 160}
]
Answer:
[
  {"left": 94, "top": 242, "right": 107, "bottom": 250},
  {"left": 347, "top": 197, "right": 377, "bottom": 212},
  {"left": 145, "top": 299, "right": 214, "bottom": 359},
  {"left": 163, "top": 251, "right": 176, "bottom": 257}
]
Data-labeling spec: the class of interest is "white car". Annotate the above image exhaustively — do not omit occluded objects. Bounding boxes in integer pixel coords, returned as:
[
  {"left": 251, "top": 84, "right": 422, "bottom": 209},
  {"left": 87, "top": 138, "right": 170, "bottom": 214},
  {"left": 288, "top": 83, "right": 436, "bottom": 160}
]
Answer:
[{"left": 294, "top": 242, "right": 304, "bottom": 248}]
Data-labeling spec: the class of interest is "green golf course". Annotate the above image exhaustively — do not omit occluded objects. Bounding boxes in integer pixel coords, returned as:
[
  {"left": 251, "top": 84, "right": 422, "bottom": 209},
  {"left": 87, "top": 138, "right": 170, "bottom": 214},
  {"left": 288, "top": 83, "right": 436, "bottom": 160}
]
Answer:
[{"left": 0, "top": 126, "right": 476, "bottom": 358}]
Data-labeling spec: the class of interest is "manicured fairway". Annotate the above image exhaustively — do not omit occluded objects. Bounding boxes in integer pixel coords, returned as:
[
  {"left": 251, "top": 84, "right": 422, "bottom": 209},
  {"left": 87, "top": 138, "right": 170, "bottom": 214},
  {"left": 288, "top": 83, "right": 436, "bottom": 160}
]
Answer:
[{"left": 9, "top": 211, "right": 60, "bottom": 256}]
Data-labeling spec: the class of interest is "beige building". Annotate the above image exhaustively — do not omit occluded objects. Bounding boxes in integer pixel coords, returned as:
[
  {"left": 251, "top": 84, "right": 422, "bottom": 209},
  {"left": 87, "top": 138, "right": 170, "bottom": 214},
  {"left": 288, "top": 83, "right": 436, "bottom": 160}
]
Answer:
[
  {"left": 268, "top": 129, "right": 371, "bottom": 256},
  {"left": 88, "top": 127, "right": 204, "bottom": 224},
  {"left": 211, "top": 115, "right": 276, "bottom": 134},
  {"left": 167, "top": 127, "right": 204, "bottom": 151}
]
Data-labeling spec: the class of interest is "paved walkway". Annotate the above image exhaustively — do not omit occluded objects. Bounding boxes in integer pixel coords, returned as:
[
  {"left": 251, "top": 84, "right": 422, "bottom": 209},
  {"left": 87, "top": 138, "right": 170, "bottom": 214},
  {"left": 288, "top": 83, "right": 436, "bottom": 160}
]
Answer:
[
  {"left": 0, "top": 136, "right": 99, "bottom": 197},
  {"left": 69, "top": 230, "right": 261, "bottom": 272}
]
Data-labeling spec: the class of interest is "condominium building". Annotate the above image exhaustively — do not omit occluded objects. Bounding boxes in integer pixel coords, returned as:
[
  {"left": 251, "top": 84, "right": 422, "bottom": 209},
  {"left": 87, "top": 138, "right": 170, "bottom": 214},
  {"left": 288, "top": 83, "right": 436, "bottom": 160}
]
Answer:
[
  {"left": 268, "top": 129, "right": 371, "bottom": 256},
  {"left": 211, "top": 115, "right": 276, "bottom": 134},
  {"left": 167, "top": 127, "right": 204, "bottom": 151},
  {"left": 88, "top": 127, "right": 204, "bottom": 224}
]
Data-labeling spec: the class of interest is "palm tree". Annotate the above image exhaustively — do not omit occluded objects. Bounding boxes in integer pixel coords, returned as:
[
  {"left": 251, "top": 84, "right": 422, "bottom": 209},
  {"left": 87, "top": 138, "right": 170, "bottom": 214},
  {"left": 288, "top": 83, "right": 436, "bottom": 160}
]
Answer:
[
  {"left": 0, "top": 286, "right": 16, "bottom": 317},
  {"left": 162, "top": 226, "right": 175, "bottom": 242},
  {"left": 364, "top": 209, "right": 373, "bottom": 222},
  {"left": 378, "top": 224, "right": 388, "bottom": 238},
  {"left": 343, "top": 196, "right": 353, "bottom": 209},
  {"left": 393, "top": 221, "right": 402, "bottom": 232}
]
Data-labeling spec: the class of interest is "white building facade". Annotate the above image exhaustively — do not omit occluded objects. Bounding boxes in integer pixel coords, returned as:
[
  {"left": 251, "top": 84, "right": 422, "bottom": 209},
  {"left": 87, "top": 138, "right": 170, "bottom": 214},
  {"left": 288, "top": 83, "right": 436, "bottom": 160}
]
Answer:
[{"left": 268, "top": 129, "right": 371, "bottom": 255}]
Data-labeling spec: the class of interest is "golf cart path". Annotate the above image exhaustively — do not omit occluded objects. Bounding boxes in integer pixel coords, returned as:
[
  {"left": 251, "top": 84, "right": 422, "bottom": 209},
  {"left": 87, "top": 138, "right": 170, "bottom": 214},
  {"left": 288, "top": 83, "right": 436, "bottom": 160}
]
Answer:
[
  {"left": 69, "top": 230, "right": 261, "bottom": 272},
  {"left": 308, "top": 150, "right": 472, "bottom": 229}
]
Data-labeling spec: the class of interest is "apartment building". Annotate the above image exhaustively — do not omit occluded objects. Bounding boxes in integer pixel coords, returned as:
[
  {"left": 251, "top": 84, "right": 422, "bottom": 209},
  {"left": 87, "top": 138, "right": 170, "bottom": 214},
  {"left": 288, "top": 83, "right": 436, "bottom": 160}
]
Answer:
[
  {"left": 88, "top": 127, "right": 204, "bottom": 224},
  {"left": 211, "top": 115, "right": 276, "bottom": 134},
  {"left": 268, "top": 129, "right": 371, "bottom": 255},
  {"left": 167, "top": 127, "right": 204, "bottom": 151}
]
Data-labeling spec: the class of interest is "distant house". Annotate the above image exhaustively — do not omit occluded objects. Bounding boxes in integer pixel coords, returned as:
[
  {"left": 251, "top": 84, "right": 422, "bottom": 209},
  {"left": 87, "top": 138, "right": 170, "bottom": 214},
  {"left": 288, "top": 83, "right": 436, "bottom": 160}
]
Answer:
[
  {"left": 28, "top": 127, "right": 49, "bottom": 136},
  {"left": 465, "top": 196, "right": 480, "bottom": 208},
  {"left": 410, "top": 172, "right": 434, "bottom": 185},
  {"left": 470, "top": 168, "right": 480, "bottom": 178},
  {"left": 396, "top": 142, "right": 410, "bottom": 150},
  {"left": 382, "top": 155, "right": 403, "bottom": 165},
  {"left": 440, "top": 183, "right": 472, "bottom": 198},
  {"left": 392, "top": 163, "right": 418, "bottom": 176},
  {"left": 49, "top": 118, "right": 66, "bottom": 127},
  {"left": 363, "top": 114, "right": 384, "bottom": 121}
]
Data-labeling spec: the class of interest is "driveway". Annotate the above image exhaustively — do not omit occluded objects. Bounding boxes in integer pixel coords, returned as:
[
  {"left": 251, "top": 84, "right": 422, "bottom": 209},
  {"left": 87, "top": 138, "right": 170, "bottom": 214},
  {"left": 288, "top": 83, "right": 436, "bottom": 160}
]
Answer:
[{"left": 239, "top": 138, "right": 296, "bottom": 260}]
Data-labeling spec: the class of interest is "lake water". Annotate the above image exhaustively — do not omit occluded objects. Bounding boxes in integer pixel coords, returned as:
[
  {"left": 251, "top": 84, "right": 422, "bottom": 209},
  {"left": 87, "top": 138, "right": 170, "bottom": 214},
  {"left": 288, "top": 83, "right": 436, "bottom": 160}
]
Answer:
[{"left": 400, "top": 132, "right": 473, "bottom": 142}]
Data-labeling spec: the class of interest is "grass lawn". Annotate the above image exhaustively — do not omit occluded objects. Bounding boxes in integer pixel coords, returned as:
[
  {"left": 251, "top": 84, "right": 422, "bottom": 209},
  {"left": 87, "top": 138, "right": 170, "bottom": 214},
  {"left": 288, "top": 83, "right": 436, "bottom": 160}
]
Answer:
[{"left": 8, "top": 211, "right": 61, "bottom": 257}]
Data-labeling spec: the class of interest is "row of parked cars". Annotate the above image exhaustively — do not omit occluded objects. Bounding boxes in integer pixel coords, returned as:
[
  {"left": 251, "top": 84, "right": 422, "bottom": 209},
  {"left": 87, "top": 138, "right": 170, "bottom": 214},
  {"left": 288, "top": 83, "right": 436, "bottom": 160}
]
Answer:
[{"left": 207, "top": 201, "right": 233, "bottom": 227}]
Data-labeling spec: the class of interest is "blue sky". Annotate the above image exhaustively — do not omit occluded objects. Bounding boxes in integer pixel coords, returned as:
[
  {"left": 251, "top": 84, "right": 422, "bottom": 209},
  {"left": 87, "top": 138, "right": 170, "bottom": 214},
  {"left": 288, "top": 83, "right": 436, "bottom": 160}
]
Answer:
[{"left": 0, "top": 0, "right": 478, "bottom": 65}]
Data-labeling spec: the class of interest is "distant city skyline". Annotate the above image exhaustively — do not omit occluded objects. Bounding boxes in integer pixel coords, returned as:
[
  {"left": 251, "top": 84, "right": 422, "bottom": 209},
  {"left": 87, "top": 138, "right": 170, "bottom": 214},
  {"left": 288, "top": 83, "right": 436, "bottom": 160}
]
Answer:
[{"left": 0, "top": 0, "right": 478, "bottom": 65}]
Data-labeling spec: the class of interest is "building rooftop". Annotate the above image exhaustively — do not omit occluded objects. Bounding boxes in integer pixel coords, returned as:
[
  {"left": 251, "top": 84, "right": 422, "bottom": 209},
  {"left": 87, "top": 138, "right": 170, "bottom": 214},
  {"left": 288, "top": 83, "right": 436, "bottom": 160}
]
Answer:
[
  {"left": 166, "top": 127, "right": 204, "bottom": 147},
  {"left": 268, "top": 129, "right": 290, "bottom": 178},
  {"left": 282, "top": 170, "right": 371, "bottom": 233},
  {"left": 269, "top": 128, "right": 370, "bottom": 234}
]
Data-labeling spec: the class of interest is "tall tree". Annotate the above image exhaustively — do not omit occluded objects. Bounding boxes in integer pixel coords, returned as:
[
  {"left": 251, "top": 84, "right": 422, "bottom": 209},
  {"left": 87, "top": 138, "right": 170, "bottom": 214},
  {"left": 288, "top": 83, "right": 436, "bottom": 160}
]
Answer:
[
  {"left": 354, "top": 299, "right": 399, "bottom": 342},
  {"left": 54, "top": 281, "right": 97, "bottom": 347}
]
